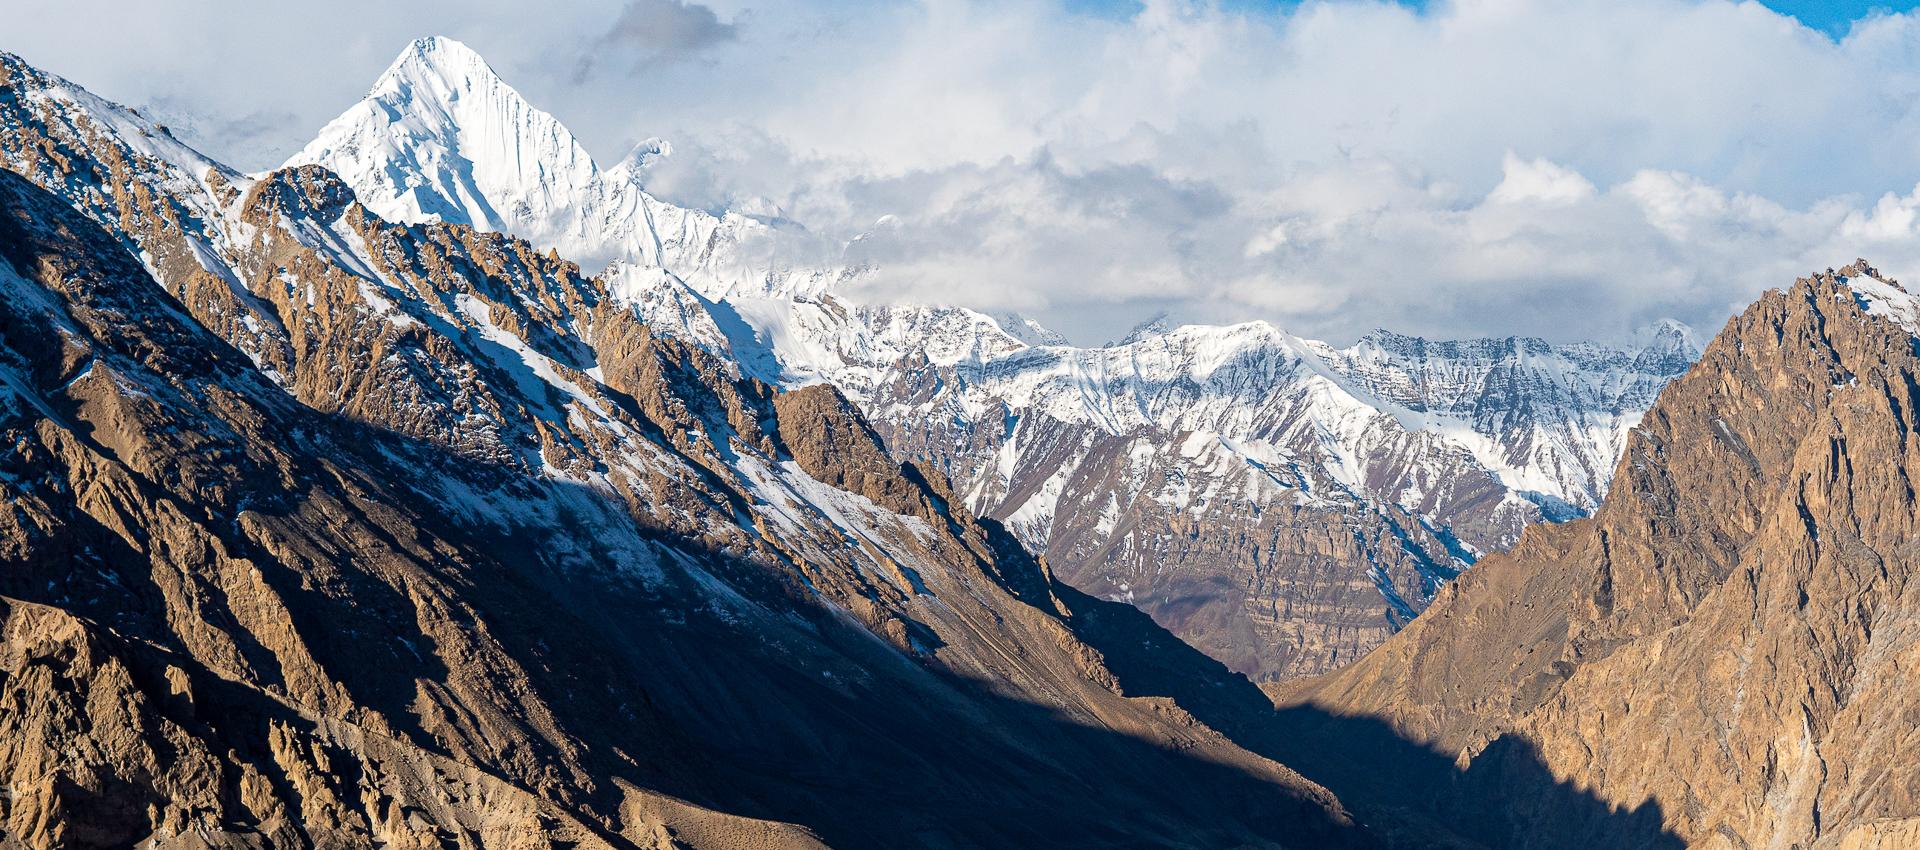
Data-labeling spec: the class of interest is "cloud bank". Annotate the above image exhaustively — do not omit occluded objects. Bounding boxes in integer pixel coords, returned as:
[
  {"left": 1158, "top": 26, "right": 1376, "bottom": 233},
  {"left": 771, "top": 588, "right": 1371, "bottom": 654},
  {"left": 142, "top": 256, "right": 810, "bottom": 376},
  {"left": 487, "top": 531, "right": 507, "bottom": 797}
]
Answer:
[{"left": 6, "top": 0, "right": 1920, "bottom": 343}]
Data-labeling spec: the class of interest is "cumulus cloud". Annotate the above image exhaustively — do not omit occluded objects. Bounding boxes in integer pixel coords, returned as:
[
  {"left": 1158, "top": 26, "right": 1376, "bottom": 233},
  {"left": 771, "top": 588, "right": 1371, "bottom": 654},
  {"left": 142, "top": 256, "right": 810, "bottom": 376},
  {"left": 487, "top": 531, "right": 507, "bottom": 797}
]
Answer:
[
  {"left": 1488, "top": 154, "right": 1598, "bottom": 206},
  {"left": 7, "top": 0, "right": 1920, "bottom": 344}
]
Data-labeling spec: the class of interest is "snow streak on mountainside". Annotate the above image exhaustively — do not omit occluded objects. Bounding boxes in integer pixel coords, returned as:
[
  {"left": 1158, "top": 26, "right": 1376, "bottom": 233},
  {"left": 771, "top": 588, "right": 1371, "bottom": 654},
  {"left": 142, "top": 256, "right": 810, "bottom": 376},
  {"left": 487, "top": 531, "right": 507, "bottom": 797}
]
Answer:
[{"left": 290, "top": 36, "right": 1700, "bottom": 680}]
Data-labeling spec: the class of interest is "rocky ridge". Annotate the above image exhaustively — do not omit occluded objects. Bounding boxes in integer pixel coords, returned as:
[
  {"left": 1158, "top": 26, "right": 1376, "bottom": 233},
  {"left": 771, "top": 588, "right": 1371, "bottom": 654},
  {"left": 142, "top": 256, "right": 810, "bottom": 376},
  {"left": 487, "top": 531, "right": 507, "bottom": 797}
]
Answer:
[{"left": 1275, "top": 260, "right": 1920, "bottom": 849}]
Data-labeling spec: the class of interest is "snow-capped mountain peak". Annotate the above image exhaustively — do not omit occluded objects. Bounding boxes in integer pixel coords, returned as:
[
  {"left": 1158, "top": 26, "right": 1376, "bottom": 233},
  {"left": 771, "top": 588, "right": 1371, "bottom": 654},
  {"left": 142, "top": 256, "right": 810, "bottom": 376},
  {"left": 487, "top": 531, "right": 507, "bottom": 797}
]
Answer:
[
  {"left": 287, "top": 35, "right": 597, "bottom": 235},
  {"left": 995, "top": 312, "right": 1069, "bottom": 347},
  {"left": 1825, "top": 259, "right": 1920, "bottom": 338},
  {"left": 291, "top": 37, "right": 859, "bottom": 300},
  {"left": 378, "top": 35, "right": 499, "bottom": 96},
  {"left": 1114, "top": 311, "right": 1174, "bottom": 346},
  {"left": 1630, "top": 317, "right": 1704, "bottom": 357}
]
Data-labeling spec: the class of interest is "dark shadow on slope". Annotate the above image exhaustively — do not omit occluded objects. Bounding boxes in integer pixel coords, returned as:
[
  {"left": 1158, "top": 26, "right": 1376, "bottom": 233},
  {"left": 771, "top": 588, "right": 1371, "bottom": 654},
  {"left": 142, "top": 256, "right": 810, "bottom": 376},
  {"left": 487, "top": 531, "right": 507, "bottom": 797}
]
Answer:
[
  {"left": 0, "top": 382, "right": 1378, "bottom": 847},
  {"left": 1263, "top": 706, "right": 1682, "bottom": 850},
  {"left": 406, "top": 468, "right": 1372, "bottom": 849},
  {"left": 541, "top": 539, "right": 1382, "bottom": 849},
  {"left": 1053, "top": 584, "right": 1683, "bottom": 849}
]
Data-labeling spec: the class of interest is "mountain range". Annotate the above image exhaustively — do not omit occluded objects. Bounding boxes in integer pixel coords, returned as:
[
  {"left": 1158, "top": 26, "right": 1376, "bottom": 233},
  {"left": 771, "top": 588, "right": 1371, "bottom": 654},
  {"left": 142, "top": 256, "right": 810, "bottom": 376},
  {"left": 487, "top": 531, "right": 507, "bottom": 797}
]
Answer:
[
  {"left": 285, "top": 36, "right": 1700, "bottom": 680},
  {"left": 5, "top": 33, "right": 1916, "bottom": 850}
]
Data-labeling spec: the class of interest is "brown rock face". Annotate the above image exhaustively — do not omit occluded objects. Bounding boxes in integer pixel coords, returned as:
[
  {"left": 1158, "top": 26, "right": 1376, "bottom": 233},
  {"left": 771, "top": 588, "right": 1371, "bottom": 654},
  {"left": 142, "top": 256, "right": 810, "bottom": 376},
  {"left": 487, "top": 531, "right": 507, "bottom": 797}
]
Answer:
[
  {"left": 1275, "top": 261, "right": 1920, "bottom": 849},
  {"left": 871, "top": 409, "right": 1467, "bottom": 682},
  {"left": 0, "top": 58, "right": 1373, "bottom": 848}
]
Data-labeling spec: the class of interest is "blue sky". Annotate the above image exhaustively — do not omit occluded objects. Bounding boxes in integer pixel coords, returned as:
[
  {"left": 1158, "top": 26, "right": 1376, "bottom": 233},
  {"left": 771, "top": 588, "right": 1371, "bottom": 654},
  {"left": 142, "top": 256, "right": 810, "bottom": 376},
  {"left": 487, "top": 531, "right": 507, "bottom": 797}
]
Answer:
[
  {"left": 1762, "top": 0, "right": 1920, "bottom": 33},
  {"left": 1070, "top": 0, "right": 1920, "bottom": 36}
]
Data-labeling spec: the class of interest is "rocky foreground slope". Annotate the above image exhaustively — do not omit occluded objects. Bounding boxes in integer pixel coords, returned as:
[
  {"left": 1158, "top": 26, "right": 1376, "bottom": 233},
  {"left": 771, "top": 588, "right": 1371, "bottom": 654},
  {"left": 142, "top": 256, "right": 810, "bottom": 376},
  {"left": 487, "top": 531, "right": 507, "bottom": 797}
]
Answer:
[
  {"left": 290, "top": 36, "right": 1698, "bottom": 680},
  {"left": 1274, "top": 260, "right": 1920, "bottom": 849},
  {"left": 0, "top": 53, "right": 1369, "bottom": 848}
]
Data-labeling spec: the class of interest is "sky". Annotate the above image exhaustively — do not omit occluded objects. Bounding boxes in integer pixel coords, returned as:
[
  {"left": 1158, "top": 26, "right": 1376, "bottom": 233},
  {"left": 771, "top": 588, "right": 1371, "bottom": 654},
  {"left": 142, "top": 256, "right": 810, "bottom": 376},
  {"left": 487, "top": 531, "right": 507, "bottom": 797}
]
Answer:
[
  {"left": 6, "top": 0, "right": 1920, "bottom": 345},
  {"left": 1757, "top": 0, "right": 1920, "bottom": 32},
  {"left": 1073, "top": 1, "right": 1920, "bottom": 33}
]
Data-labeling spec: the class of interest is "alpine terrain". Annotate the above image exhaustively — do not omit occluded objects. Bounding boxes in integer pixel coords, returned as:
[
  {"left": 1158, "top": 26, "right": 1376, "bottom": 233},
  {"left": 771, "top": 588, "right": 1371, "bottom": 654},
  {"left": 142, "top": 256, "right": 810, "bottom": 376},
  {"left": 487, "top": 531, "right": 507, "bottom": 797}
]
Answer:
[
  {"left": 288, "top": 36, "right": 1700, "bottom": 681},
  {"left": 7, "top": 25, "right": 1909, "bottom": 850}
]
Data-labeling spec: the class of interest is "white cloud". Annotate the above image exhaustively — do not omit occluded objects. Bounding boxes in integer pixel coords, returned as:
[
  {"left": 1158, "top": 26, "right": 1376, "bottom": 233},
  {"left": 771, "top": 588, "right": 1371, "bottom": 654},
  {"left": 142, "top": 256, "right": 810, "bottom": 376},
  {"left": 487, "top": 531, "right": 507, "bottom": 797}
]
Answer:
[
  {"left": 7, "top": 0, "right": 1920, "bottom": 344},
  {"left": 1488, "top": 154, "right": 1598, "bottom": 206}
]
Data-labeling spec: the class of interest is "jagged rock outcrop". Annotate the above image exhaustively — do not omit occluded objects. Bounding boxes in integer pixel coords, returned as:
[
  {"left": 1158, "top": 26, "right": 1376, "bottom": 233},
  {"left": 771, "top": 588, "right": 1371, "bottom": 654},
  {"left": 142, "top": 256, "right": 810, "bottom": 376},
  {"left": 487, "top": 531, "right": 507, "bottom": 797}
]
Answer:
[
  {"left": 0, "top": 50, "right": 1373, "bottom": 848},
  {"left": 1275, "top": 260, "right": 1920, "bottom": 849}
]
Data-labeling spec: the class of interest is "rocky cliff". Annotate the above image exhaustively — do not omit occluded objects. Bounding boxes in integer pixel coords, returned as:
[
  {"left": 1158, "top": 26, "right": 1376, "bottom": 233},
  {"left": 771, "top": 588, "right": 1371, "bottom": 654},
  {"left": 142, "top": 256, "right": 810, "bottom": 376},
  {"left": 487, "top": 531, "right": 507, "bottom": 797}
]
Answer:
[{"left": 1276, "top": 260, "right": 1920, "bottom": 849}]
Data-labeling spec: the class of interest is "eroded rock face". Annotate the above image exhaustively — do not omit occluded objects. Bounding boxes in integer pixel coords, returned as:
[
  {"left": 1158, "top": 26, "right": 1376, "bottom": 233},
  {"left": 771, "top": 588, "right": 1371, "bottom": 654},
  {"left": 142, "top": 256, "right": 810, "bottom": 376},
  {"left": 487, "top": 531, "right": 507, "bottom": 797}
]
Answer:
[
  {"left": 860, "top": 385, "right": 1472, "bottom": 682},
  {"left": 1277, "top": 261, "right": 1920, "bottom": 849},
  {"left": 0, "top": 53, "right": 1372, "bottom": 849}
]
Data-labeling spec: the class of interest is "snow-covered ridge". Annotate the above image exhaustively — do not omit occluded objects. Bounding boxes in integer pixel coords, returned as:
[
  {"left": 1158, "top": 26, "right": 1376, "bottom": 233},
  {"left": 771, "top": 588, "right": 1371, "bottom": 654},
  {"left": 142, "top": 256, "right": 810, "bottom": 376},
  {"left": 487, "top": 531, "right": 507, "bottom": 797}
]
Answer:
[
  {"left": 1835, "top": 259, "right": 1920, "bottom": 338},
  {"left": 0, "top": 51, "right": 251, "bottom": 237},
  {"left": 594, "top": 264, "right": 1694, "bottom": 549},
  {"left": 864, "top": 307, "right": 1693, "bottom": 519}
]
